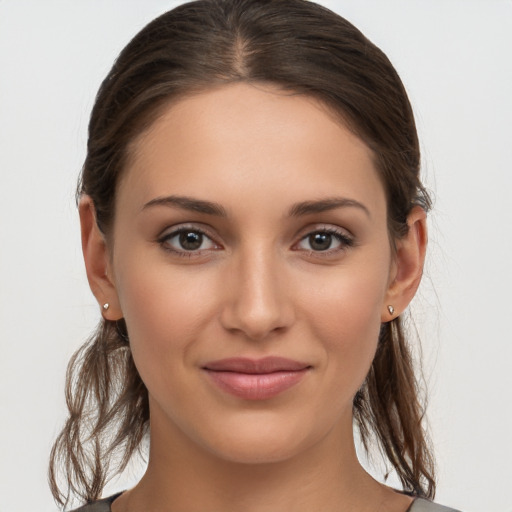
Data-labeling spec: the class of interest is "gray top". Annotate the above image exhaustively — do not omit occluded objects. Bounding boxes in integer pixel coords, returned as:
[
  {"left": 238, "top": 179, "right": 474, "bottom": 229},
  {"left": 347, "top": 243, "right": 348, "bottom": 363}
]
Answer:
[
  {"left": 410, "top": 498, "right": 462, "bottom": 512},
  {"left": 71, "top": 494, "right": 462, "bottom": 512}
]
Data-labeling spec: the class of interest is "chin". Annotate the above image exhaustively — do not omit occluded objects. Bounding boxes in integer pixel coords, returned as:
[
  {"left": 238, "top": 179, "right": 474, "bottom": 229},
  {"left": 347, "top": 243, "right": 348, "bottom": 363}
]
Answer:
[
  {"left": 195, "top": 412, "right": 328, "bottom": 465},
  {"left": 207, "top": 436, "right": 308, "bottom": 466}
]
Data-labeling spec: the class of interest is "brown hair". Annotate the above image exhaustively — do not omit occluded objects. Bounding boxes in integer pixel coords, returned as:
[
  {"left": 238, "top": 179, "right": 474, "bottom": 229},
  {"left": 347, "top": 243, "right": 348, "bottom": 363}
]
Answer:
[{"left": 49, "top": 0, "right": 434, "bottom": 506}]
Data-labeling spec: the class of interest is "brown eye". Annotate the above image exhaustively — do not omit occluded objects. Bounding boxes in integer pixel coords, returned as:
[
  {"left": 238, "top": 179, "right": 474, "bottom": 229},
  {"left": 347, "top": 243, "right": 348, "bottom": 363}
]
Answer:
[
  {"left": 308, "top": 232, "right": 334, "bottom": 251},
  {"left": 298, "top": 231, "right": 342, "bottom": 252},
  {"left": 295, "top": 229, "right": 353, "bottom": 254},
  {"left": 160, "top": 228, "right": 218, "bottom": 253},
  {"left": 179, "top": 231, "right": 203, "bottom": 250}
]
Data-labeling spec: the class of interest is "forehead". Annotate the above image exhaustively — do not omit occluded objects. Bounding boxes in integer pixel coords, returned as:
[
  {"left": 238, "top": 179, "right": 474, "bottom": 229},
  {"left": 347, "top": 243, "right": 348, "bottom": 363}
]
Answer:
[{"left": 118, "top": 83, "right": 385, "bottom": 218}]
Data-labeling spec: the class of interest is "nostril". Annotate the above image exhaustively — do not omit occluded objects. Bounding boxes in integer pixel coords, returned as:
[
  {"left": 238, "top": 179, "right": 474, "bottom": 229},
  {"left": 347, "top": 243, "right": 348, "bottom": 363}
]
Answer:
[{"left": 220, "top": 302, "right": 294, "bottom": 341}]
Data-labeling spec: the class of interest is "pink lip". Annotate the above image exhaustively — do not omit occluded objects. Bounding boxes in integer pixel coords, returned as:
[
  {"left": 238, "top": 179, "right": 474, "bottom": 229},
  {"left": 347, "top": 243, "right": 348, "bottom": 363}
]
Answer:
[{"left": 202, "top": 357, "right": 311, "bottom": 400}]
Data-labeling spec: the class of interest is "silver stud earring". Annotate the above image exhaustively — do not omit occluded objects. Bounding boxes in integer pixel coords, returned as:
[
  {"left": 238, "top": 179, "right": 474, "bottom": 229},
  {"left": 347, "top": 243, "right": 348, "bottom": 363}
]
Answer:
[
  {"left": 103, "top": 303, "right": 110, "bottom": 311},
  {"left": 387, "top": 305, "right": 395, "bottom": 315}
]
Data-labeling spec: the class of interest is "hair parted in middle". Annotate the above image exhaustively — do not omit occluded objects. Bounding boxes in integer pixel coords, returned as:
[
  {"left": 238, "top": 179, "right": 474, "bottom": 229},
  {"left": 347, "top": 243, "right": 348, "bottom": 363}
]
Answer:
[{"left": 49, "top": 0, "right": 434, "bottom": 506}]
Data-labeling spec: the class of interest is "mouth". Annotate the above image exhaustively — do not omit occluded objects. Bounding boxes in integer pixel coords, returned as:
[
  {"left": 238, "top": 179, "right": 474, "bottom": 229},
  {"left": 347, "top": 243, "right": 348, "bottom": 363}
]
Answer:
[{"left": 202, "top": 357, "right": 311, "bottom": 400}]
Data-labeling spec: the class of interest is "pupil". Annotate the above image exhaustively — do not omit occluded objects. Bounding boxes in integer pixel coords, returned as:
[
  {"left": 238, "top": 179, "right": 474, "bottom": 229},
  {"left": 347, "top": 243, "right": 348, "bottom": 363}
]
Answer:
[
  {"left": 310, "top": 232, "right": 332, "bottom": 251},
  {"left": 179, "top": 231, "right": 202, "bottom": 250}
]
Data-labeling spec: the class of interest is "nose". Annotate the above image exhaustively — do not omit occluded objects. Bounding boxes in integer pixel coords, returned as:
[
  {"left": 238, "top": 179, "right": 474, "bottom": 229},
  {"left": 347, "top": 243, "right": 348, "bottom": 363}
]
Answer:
[{"left": 219, "top": 247, "right": 295, "bottom": 341}]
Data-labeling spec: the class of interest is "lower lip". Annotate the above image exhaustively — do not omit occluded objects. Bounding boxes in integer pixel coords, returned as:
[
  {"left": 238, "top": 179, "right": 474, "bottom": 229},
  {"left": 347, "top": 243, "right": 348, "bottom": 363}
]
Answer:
[{"left": 204, "top": 369, "right": 309, "bottom": 400}]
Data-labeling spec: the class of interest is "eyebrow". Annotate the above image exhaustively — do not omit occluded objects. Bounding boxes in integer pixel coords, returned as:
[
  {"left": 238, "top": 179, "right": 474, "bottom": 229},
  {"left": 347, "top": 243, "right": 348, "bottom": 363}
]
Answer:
[
  {"left": 142, "top": 195, "right": 228, "bottom": 217},
  {"left": 288, "top": 197, "right": 370, "bottom": 218},
  {"left": 142, "top": 195, "right": 370, "bottom": 218}
]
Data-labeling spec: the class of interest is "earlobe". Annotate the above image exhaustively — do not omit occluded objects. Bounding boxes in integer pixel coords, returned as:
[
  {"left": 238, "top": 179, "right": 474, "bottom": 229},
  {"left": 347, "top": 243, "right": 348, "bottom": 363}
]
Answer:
[
  {"left": 382, "top": 206, "right": 428, "bottom": 322},
  {"left": 79, "top": 196, "right": 123, "bottom": 321}
]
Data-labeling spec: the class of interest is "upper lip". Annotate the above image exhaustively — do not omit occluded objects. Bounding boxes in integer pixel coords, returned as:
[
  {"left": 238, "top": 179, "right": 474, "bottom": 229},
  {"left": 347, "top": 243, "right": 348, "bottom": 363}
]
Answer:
[{"left": 203, "top": 357, "right": 310, "bottom": 374}]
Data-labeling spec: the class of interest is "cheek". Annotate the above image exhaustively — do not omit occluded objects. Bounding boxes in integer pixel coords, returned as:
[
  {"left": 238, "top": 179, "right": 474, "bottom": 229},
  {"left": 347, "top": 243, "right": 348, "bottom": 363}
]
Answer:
[
  {"left": 303, "top": 263, "right": 389, "bottom": 393},
  {"left": 113, "top": 256, "right": 219, "bottom": 380}
]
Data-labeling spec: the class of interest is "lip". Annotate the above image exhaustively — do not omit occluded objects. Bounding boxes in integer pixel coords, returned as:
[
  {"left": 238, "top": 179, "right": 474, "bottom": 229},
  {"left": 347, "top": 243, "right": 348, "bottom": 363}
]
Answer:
[{"left": 202, "top": 357, "right": 311, "bottom": 400}]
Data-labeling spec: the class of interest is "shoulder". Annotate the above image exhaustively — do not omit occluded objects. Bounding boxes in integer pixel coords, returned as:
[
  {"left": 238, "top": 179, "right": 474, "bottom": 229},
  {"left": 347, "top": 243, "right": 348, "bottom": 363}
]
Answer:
[
  {"left": 409, "top": 497, "right": 463, "bottom": 512},
  {"left": 69, "top": 493, "right": 122, "bottom": 512}
]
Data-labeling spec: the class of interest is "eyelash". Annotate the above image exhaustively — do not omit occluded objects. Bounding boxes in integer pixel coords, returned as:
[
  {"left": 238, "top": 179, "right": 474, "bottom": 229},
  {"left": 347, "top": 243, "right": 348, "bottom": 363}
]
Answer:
[
  {"left": 294, "top": 228, "right": 354, "bottom": 257},
  {"left": 157, "top": 226, "right": 220, "bottom": 258},
  {"left": 157, "top": 225, "right": 354, "bottom": 258}
]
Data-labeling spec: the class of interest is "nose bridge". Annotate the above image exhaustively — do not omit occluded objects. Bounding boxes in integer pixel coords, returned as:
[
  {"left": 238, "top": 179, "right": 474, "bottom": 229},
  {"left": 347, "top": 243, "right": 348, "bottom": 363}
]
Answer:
[{"left": 221, "top": 241, "right": 293, "bottom": 340}]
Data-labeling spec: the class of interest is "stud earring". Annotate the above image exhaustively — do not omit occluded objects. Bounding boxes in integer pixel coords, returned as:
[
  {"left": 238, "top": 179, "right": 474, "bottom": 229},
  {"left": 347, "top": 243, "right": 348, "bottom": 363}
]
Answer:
[
  {"left": 387, "top": 305, "right": 395, "bottom": 315},
  {"left": 103, "top": 303, "right": 110, "bottom": 311}
]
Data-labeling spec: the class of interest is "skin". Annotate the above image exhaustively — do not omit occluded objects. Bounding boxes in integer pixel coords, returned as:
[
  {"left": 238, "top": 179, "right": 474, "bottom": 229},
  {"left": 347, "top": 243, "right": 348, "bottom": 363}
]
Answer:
[{"left": 80, "top": 83, "right": 427, "bottom": 512}]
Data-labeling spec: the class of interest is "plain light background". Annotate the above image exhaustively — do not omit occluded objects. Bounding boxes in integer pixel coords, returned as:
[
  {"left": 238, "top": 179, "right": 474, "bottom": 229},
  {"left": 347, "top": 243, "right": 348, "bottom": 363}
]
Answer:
[{"left": 1, "top": 1, "right": 511, "bottom": 511}]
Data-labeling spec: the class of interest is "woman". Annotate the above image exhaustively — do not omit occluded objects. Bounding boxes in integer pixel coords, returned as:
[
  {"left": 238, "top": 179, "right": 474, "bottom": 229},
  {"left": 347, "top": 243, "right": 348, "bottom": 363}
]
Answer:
[{"left": 49, "top": 1, "right": 461, "bottom": 510}]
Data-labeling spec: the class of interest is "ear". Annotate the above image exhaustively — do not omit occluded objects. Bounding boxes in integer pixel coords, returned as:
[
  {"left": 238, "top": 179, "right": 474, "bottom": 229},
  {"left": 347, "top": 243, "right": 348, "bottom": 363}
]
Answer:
[
  {"left": 79, "top": 196, "right": 123, "bottom": 321},
  {"left": 382, "top": 206, "right": 428, "bottom": 322}
]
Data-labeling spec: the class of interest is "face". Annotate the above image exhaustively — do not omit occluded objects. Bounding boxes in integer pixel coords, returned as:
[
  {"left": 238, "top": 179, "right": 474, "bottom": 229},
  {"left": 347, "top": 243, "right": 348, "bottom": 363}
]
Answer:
[{"left": 107, "top": 83, "right": 396, "bottom": 464}]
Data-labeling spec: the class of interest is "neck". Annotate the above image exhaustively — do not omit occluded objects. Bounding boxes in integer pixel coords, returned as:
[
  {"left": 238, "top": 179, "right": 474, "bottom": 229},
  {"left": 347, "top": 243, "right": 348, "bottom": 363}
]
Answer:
[{"left": 113, "top": 404, "right": 409, "bottom": 512}]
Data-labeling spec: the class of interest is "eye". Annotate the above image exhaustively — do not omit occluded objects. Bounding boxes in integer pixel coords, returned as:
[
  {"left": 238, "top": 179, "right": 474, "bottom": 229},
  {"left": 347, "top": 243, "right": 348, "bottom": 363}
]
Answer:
[
  {"left": 295, "top": 228, "right": 353, "bottom": 253},
  {"left": 159, "top": 227, "right": 219, "bottom": 254}
]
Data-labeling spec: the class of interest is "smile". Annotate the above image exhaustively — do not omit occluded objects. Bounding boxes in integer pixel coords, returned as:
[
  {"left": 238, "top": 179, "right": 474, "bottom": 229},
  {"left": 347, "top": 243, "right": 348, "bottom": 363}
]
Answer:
[{"left": 202, "top": 357, "right": 311, "bottom": 400}]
